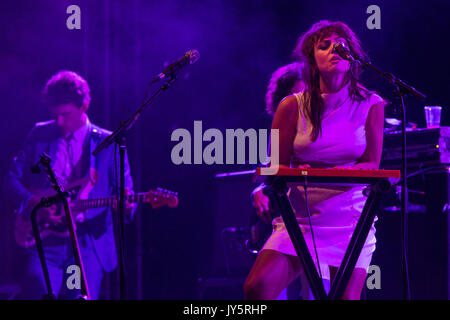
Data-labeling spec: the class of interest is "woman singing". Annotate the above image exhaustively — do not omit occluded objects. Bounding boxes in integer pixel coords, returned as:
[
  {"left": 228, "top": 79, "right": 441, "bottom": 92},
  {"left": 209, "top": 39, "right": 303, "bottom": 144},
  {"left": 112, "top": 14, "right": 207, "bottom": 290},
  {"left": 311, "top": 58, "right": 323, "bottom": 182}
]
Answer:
[{"left": 245, "top": 20, "right": 386, "bottom": 300}]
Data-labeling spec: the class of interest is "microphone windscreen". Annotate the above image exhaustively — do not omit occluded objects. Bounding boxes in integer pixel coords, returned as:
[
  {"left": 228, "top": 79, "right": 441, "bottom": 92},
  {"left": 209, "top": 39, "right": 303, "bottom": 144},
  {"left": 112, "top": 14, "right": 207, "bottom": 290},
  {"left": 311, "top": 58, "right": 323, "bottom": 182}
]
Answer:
[{"left": 186, "top": 49, "right": 200, "bottom": 64}]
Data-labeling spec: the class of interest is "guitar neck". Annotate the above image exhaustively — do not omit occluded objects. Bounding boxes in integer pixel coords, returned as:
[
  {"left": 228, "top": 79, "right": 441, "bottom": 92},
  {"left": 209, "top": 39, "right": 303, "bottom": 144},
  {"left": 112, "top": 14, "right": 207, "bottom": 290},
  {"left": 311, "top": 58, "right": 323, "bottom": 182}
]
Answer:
[{"left": 72, "top": 193, "right": 148, "bottom": 211}]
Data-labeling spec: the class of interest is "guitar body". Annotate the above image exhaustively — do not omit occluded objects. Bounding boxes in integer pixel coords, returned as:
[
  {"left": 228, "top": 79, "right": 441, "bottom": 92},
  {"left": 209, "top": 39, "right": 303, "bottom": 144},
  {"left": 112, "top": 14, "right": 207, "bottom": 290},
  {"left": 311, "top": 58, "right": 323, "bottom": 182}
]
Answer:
[
  {"left": 14, "top": 178, "right": 179, "bottom": 248},
  {"left": 14, "top": 177, "right": 93, "bottom": 248}
]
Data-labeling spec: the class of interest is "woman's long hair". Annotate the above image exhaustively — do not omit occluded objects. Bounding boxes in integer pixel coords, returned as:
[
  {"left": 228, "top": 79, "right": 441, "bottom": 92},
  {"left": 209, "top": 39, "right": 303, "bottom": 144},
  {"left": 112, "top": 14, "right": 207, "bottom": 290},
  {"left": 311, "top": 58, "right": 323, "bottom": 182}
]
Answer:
[{"left": 292, "top": 20, "right": 370, "bottom": 141}]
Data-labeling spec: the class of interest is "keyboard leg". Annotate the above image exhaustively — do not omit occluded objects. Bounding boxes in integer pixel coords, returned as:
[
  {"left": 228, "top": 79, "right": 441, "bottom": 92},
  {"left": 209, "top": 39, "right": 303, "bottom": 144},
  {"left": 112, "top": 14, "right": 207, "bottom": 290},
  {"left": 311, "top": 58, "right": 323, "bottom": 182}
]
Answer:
[
  {"left": 264, "top": 177, "right": 328, "bottom": 300},
  {"left": 329, "top": 179, "right": 391, "bottom": 300}
]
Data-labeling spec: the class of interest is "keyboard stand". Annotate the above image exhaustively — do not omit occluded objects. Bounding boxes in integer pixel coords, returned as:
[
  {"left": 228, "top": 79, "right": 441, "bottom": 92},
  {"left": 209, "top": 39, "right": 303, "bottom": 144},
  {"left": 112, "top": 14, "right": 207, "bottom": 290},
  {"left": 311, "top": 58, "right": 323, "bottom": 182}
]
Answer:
[{"left": 263, "top": 175, "right": 392, "bottom": 300}]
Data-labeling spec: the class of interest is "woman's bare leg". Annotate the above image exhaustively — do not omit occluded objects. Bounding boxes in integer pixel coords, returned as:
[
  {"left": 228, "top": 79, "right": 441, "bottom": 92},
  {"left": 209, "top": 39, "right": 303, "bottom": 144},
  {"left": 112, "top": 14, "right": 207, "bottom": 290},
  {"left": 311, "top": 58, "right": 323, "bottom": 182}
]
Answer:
[
  {"left": 329, "top": 266, "right": 367, "bottom": 300},
  {"left": 244, "top": 249, "right": 302, "bottom": 300}
]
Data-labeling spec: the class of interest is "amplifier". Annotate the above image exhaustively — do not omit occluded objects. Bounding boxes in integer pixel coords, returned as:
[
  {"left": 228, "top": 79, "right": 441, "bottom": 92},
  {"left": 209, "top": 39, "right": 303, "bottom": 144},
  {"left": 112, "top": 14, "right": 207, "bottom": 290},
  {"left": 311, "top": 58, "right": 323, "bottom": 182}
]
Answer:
[{"left": 381, "top": 127, "right": 450, "bottom": 168}]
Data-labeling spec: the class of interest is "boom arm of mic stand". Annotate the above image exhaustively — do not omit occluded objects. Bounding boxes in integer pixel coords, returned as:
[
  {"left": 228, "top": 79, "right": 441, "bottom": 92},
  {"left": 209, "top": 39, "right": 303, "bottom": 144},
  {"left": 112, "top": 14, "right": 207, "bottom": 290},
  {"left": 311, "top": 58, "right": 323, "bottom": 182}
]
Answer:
[
  {"left": 353, "top": 57, "right": 426, "bottom": 100},
  {"left": 92, "top": 77, "right": 177, "bottom": 157}
]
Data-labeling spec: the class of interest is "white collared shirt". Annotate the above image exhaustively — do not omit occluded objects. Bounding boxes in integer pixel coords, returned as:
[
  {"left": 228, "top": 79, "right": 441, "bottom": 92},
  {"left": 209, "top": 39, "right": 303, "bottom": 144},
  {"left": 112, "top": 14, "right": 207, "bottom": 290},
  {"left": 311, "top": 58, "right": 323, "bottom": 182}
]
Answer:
[{"left": 53, "top": 116, "right": 90, "bottom": 182}]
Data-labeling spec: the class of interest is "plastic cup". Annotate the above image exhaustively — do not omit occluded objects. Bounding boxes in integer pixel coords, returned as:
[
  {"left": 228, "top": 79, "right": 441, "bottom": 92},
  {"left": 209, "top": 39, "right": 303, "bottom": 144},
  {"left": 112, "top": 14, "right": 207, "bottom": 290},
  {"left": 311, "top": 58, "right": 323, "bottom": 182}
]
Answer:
[{"left": 424, "top": 106, "right": 442, "bottom": 128}]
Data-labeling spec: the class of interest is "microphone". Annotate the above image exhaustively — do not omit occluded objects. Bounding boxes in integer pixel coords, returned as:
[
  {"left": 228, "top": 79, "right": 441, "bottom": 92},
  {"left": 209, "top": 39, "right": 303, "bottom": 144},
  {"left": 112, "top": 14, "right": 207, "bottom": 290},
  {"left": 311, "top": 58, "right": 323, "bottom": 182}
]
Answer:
[
  {"left": 333, "top": 40, "right": 356, "bottom": 62},
  {"left": 151, "top": 49, "right": 200, "bottom": 84},
  {"left": 31, "top": 153, "right": 52, "bottom": 174}
]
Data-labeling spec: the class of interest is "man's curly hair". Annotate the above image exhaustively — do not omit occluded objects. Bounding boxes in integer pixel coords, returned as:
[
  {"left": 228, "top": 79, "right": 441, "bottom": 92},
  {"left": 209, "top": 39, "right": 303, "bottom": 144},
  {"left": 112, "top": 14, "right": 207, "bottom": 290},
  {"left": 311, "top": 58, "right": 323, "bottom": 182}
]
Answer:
[
  {"left": 265, "top": 62, "right": 304, "bottom": 116},
  {"left": 42, "top": 70, "right": 91, "bottom": 108}
]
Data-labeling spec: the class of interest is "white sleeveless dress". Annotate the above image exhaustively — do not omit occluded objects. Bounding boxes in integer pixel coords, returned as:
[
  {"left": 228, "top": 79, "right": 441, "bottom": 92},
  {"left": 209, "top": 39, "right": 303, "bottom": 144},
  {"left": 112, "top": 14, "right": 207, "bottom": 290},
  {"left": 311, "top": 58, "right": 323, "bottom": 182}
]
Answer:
[{"left": 262, "top": 83, "right": 386, "bottom": 279}]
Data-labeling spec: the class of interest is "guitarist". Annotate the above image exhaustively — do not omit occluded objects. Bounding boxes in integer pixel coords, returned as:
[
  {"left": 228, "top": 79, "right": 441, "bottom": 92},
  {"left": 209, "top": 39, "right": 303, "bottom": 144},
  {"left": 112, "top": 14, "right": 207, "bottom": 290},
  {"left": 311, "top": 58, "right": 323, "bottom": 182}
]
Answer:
[{"left": 5, "top": 70, "right": 136, "bottom": 299}]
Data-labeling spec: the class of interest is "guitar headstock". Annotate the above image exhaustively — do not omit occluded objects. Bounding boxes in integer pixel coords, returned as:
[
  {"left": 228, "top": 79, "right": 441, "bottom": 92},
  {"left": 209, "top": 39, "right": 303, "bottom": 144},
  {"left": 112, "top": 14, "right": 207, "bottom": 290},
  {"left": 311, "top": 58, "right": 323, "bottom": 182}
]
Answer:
[{"left": 146, "top": 188, "right": 179, "bottom": 209}]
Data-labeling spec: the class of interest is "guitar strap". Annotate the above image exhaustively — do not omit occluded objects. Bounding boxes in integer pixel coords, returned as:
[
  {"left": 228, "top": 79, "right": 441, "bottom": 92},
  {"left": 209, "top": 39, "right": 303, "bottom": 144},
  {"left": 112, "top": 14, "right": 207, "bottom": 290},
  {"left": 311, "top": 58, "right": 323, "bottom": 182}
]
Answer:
[
  {"left": 88, "top": 122, "right": 101, "bottom": 185},
  {"left": 65, "top": 133, "right": 74, "bottom": 179}
]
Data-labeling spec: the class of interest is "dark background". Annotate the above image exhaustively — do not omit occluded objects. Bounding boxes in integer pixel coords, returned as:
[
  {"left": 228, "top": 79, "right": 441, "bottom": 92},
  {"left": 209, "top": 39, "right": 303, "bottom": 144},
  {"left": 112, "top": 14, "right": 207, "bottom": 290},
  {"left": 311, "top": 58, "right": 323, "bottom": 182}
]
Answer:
[{"left": 0, "top": 0, "right": 449, "bottom": 299}]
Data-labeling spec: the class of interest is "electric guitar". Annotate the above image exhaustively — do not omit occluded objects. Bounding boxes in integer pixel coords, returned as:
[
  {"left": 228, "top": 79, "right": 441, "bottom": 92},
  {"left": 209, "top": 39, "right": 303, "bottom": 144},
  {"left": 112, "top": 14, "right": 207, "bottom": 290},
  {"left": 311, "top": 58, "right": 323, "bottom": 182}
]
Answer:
[{"left": 15, "top": 177, "right": 179, "bottom": 248}]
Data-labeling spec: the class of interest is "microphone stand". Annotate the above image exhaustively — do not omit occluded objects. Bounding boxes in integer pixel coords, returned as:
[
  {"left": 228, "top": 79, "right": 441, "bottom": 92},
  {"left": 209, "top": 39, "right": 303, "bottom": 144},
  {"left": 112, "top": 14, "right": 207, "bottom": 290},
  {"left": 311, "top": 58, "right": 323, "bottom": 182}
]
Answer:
[
  {"left": 92, "top": 75, "right": 178, "bottom": 300},
  {"left": 32, "top": 153, "right": 91, "bottom": 300},
  {"left": 31, "top": 192, "right": 72, "bottom": 300},
  {"left": 350, "top": 55, "right": 426, "bottom": 300},
  {"left": 30, "top": 201, "right": 56, "bottom": 300}
]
